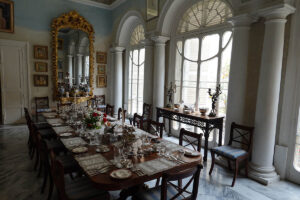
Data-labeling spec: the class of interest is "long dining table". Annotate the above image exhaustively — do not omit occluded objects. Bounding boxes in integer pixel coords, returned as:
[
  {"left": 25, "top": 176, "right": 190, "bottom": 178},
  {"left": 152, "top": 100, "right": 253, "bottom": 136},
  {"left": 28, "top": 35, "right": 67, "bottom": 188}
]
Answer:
[{"left": 42, "top": 111, "right": 203, "bottom": 200}]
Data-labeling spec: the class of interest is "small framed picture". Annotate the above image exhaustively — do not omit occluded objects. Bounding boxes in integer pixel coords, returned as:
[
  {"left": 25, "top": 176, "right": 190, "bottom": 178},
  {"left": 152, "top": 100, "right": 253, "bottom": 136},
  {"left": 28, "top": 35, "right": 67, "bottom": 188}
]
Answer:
[
  {"left": 58, "top": 72, "right": 64, "bottom": 80},
  {"left": 35, "top": 62, "right": 48, "bottom": 72},
  {"left": 33, "top": 75, "right": 48, "bottom": 87},
  {"left": 34, "top": 45, "right": 48, "bottom": 60},
  {"left": 58, "top": 38, "right": 63, "bottom": 50},
  {"left": 96, "top": 75, "right": 106, "bottom": 88},
  {"left": 58, "top": 60, "right": 63, "bottom": 70},
  {"left": 0, "top": 0, "right": 14, "bottom": 33},
  {"left": 97, "top": 65, "right": 106, "bottom": 75},
  {"left": 147, "top": 0, "right": 159, "bottom": 21},
  {"left": 96, "top": 51, "right": 107, "bottom": 64}
]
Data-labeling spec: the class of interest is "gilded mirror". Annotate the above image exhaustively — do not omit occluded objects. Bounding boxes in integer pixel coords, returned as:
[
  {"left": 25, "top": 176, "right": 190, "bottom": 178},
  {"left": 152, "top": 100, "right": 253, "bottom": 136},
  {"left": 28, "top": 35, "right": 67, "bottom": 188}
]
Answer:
[{"left": 51, "top": 11, "right": 94, "bottom": 102}]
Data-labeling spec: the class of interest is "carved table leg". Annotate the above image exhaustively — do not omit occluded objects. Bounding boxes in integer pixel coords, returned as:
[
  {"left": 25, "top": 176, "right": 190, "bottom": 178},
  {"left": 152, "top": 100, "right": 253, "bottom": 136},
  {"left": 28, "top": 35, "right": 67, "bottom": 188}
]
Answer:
[
  {"left": 118, "top": 184, "right": 144, "bottom": 200},
  {"left": 203, "top": 123, "right": 209, "bottom": 162},
  {"left": 168, "top": 118, "right": 171, "bottom": 137}
]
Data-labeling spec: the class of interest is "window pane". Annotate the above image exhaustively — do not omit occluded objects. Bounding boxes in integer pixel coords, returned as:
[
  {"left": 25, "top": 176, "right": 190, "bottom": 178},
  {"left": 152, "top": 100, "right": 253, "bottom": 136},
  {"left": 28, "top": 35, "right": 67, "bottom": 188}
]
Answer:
[
  {"left": 182, "top": 60, "right": 198, "bottom": 105},
  {"left": 128, "top": 51, "right": 133, "bottom": 114},
  {"left": 201, "top": 34, "right": 220, "bottom": 60},
  {"left": 221, "top": 38, "right": 232, "bottom": 83},
  {"left": 293, "top": 109, "right": 300, "bottom": 172},
  {"left": 139, "top": 48, "right": 145, "bottom": 64},
  {"left": 222, "top": 31, "right": 232, "bottom": 48},
  {"left": 184, "top": 38, "right": 199, "bottom": 61},
  {"left": 137, "top": 64, "right": 144, "bottom": 115},
  {"left": 199, "top": 57, "right": 218, "bottom": 89},
  {"left": 175, "top": 41, "right": 183, "bottom": 104}
]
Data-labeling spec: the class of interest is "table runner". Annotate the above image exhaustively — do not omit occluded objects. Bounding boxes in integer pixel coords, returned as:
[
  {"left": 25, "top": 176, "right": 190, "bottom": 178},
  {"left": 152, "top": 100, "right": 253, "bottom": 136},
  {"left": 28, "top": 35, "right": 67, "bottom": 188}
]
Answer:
[
  {"left": 135, "top": 158, "right": 177, "bottom": 176},
  {"left": 60, "top": 137, "right": 87, "bottom": 149},
  {"left": 52, "top": 126, "right": 74, "bottom": 134},
  {"left": 42, "top": 112, "right": 57, "bottom": 118},
  {"left": 75, "top": 154, "right": 111, "bottom": 176},
  {"left": 46, "top": 118, "right": 64, "bottom": 126}
]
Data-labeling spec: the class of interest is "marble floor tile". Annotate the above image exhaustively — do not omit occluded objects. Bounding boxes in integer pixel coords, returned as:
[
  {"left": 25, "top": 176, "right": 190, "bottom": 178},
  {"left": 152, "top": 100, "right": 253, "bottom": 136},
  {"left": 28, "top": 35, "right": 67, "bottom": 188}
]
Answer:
[{"left": 0, "top": 125, "right": 300, "bottom": 200}]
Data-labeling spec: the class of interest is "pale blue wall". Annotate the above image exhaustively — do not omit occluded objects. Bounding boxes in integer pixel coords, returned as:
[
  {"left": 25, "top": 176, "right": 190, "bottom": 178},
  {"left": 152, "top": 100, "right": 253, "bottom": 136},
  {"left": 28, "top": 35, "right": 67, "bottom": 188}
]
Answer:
[{"left": 14, "top": 0, "right": 113, "bottom": 36}]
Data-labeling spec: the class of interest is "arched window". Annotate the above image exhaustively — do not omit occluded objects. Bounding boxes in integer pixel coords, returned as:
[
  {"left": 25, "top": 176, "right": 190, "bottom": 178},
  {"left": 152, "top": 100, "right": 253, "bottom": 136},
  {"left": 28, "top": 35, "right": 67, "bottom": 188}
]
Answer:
[
  {"left": 128, "top": 25, "right": 145, "bottom": 115},
  {"left": 173, "top": 0, "right": 232, "bottom": 145}
]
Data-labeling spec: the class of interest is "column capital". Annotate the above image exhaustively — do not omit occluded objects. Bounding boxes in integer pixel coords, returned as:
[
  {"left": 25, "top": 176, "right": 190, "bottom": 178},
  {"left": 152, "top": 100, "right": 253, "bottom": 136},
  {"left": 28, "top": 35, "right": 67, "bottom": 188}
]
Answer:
[
  {"left": 141, "top": 38, "right": 154, "bottom": 47},
  {"left": 67, "top": 55, "right": 73, "bottom": 58},
  {"left": 228, "top": 14, "right": 257, "bottom": 28},
  {"left": 110, "top": 46, "right": 125, "bottom": 53},
  {"left": 257, "top": 3, "right": 295, "bottom": 21},
  {"left": 151, "top": 35, "right": 170, "bottom": 45}
]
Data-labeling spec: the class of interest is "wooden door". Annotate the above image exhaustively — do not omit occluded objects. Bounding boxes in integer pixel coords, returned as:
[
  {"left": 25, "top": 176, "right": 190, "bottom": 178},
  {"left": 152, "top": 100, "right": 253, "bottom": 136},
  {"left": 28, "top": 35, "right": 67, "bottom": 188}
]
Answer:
[{"left": 0, "top": 40, "right": 29, "bottom": 124}]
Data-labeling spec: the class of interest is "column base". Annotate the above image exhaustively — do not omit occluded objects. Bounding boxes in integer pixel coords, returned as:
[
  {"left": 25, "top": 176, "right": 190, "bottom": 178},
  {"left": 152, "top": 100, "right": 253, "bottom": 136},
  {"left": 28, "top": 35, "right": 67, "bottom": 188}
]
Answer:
[{"left": 248, "top": 163, "right": 280, "bottom": 185}]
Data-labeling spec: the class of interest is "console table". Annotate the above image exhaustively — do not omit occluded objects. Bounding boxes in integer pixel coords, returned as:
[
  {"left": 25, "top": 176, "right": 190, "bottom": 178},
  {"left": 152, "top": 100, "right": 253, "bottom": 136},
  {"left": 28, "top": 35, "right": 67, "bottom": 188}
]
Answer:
[{"left": 156, "top": 107, "right": 224, "bottom": 162}]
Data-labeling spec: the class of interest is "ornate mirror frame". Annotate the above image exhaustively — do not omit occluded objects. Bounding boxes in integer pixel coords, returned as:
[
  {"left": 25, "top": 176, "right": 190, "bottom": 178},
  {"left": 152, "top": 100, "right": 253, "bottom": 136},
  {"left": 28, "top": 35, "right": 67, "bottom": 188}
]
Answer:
[{"left": 51, "top": 11, "right": 94, "bottom": 101}]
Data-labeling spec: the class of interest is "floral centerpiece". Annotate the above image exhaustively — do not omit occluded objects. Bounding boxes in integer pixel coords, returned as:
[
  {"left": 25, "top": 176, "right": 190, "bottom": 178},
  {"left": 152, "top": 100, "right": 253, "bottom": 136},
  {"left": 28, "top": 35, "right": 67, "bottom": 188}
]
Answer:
[{"left": 84, "top": 111, "right": 108, "bottom": 129}]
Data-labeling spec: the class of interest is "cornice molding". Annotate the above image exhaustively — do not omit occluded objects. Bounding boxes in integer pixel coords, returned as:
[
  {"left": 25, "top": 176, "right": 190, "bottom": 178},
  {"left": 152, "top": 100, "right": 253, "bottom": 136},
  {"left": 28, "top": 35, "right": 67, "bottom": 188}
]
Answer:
[
  {"left": 255, "top": 3, "right": 296, "bottom": 20},
  {"left": 68, "top": 0, "right": 126, "bottom": 10},
  {"left": 228, "top": 14, "right": 258, "bottom": 27}
]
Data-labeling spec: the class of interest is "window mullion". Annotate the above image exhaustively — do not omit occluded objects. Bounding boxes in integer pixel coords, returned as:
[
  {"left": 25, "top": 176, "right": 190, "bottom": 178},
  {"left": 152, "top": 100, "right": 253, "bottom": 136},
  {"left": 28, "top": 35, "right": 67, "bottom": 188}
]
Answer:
[
  {"left": 137, "top": 48, "right": 140, "bottom": 114},
  {"left": 216, "top": 31, "right": 223, "bottom": 114},
  {"left": 130, "top": 52, "right": 134, "bottom": 114},
  {"left": 180, "top": 39, "right": 185, "bottom": 103},
  {"left": 195, "top": 35, "right": 202, "bottom": 110}
]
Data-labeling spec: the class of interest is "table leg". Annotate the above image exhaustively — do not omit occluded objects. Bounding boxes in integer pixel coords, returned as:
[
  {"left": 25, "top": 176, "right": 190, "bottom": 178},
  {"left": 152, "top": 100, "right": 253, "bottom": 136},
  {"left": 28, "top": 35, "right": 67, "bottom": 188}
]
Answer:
[
  {"left": 118, "top": 185, "right": 143, "bottom": 200},
  {"left": 169, "top": 119, "right": 172, "bottom": 137},
  {"left": 204, "top": 124, "right": 209, "bottom": 162},
  {"left": 218, "top": 123, "right": 223, "bottom": 146}
]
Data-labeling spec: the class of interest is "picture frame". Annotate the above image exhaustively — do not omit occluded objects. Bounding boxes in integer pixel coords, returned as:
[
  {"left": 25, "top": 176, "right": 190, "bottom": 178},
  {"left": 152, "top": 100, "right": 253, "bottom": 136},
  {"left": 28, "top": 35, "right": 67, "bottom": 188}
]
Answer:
[
  {"left": 146, "top": 0, "right": 159, "bottom": 21},
  {"left": 0, "top": 0, "right": 14, "bottom": 33},
  {"left": 96, "top": 75, "right": 106, "bottom": 88},
  {"left": 58, "top": 38, "right": 63, "bottom": 50},
  {"left": 35, "top": 62, "right": 48, "bottom": 72},
  {"left": 34, "top": 45, "right": 48, "bottom": 60},
  {"left": 58, "top": 72, "right": 64, "bottom": 80},
  {"left": 97, "top": 65, "right": 106, "bottom": 75},
  {"left": 96, "top": 51, "right": 107, "bottom": 64},
  {"left": 58, "top": 60, "right": 63, "bottom": 70},
  {"left": 33, "top": 75, "right": 48, "bottom": 87}
]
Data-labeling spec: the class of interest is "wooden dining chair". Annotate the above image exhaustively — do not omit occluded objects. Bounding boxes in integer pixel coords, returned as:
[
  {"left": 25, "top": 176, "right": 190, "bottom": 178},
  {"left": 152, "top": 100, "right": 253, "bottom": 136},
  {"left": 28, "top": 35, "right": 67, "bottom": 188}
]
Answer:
[
  {"left": 209, "top": 122, "right": 254, "bottom": 187},
  {"left": 35, "top": 96, "right": 50, "bottom": 121},
  {"left": 50, "top": 151, "right": 110, "bottom": 200},
  {"left": 130, "top": 103, "right": 152, "bottom": 127},
  {"left": 146, "top": 119, "right": 165, "bottom": 138},
  {"left": 133, "top": 164, "right": 202, "bottom": 200},
  {"left": 105, "top": 104, "right": 114, "bottom": 117},
  {"left": 179, "top": 128, "right": 203, "bottom": 152},
  {"left": 118, "top": 108, "right": 127, "bottom": 120},
  {"left": 93, "top": 95, "right": 106, "bottom": 111}
]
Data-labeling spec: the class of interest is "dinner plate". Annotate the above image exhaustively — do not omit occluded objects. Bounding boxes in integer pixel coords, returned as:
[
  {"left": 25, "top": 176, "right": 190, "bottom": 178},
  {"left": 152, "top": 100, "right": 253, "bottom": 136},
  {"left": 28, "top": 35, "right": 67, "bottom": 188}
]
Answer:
[
  {"left": 72, "top": 146, "right": 88, "bottom": 154},
  {"left": 59, "top": 132, "right": 73, "bottom": 137},
  {"left": 110, "top": 169, "right": 132, "bottom": 179},
  {"left": 184, "top": 150, "right": 201, "bottom": 157},
  {"left": 96, "top": 145, "right": 110, "bottom": 153}
]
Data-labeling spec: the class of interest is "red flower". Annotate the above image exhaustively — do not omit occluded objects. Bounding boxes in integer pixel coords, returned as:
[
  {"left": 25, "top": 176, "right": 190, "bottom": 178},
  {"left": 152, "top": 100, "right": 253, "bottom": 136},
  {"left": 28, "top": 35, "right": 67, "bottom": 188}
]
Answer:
[
  {"left": 87, "top": 123, "right": 92, "bottom": 128},
  {"left": 92, "top": 112, "right": 98, "bottom": 117},
  {"left": 97, "top": 108, "right": 101, "bottom": 111},
  {"left": 103, "top": 117, "right": 107, "bottom": 123},
  {"left": 104, "top": 113, "right": 107, "bottom": 118}
]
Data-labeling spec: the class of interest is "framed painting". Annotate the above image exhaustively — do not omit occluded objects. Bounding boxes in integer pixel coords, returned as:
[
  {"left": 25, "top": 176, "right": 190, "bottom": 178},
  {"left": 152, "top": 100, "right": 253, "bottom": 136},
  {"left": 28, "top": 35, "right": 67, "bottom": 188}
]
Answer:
[
  {"left": 34, "top": 45, "right": 48, "bottom": 60},
  {"left": 0, "top": 0, "right": 14, "bottom": 33},
  {"left": 58, "top": 72, "right": 64, "bottom": 80},
  {"left": 96, "top": 51, "right": 107, "bottom": 64},
  {"left": 35, "top": 62, "right": 48, "bottom": 72},
  {"left": 33, "top": 75, "right": 48, "bottom": 87},
  {"left": 96, "top": 75, "right": 106, "bottom": 88},
  {"left": 97, "top": 65, "right": 106, "bottom": 75},
  {"left": 58, "top": 38, "right": 63, "bottom": 50},
  {"left": 147, "top": 0, "right": 159, "bottom": 21}
]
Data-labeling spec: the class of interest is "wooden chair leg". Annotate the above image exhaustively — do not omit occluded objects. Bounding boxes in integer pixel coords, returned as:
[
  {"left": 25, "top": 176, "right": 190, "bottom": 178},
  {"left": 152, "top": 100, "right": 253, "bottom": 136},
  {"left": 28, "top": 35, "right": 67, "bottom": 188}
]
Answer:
[
  {"left": 232, "top": 160, "right": 239, "bottom": 187},
  {"left": 209, "top": 151, "right": 215, "bottom": 175},
  {"left": 245, "top": 158, "right": 249, "bottom": 178},
  {"left": 47, "top": 173, "right": 53, "bottom": 200},
  {"left": 30, "top": 147, "right": 35, "bottom": 160},
  {"left": 34, "top": 151, "right": 39, "bottom": 171},
  {"left": 178, "top": 179, "right": 182, "bottom": 188},
  {"left": 41, "top": 166, "right": 48, "bottom": 193},
  {"left": 227, "top": 159, "right": 232, "bottom": 171}
]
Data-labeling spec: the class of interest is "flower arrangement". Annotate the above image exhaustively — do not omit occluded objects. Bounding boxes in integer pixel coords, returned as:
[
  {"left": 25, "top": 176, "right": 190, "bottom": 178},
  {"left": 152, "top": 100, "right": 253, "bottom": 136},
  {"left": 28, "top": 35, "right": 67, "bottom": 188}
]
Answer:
[{"left": 84, "top": 111, "right": 108, "bottom": 129}]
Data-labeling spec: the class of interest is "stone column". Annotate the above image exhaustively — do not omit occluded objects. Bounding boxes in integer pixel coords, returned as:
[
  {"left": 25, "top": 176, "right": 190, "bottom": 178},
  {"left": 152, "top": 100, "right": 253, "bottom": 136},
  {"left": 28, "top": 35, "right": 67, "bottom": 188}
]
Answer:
[
  {"left": 75, "top": 54, "right": 83, "bottom": 86},
  {"left": 151, "top": 36, "right": 170, "bottom": 119},
  {"left": 225, "top": 15, "right": 254, "bottom": 144},
  {"left": 249, "top": 5, "right": 295, "bottom": 185},
  {"left": 67, "top": 55, "right": 73, "bottom": 86},
  {"left": 82, "top": 56, "right": 86, "bottom": 83},
  {"left": 111, "top": 46, "right": 125, "bottom": 115},
  {"left": 142, "top": 38, "right": 154, "bottom": 105}
]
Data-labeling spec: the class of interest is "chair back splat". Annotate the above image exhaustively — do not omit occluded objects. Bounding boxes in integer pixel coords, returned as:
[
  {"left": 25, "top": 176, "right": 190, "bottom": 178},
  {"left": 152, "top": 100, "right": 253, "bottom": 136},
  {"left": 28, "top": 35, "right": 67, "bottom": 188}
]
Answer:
[
  {"left": 229, "top": 122, "right": 255, "bottom": 153},
  {"left": 106, "top": 104, "right": 114, "bottom": 117},
  {"left": 179, "top": 128, "right": 203, "bottom": 152}
]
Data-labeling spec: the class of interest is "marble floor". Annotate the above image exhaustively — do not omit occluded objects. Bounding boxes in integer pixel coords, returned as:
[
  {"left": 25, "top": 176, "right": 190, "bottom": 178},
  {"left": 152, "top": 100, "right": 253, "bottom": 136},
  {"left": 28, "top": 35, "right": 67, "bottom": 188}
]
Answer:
[{"left": 1, "top": 125, "right": 300, "bottom": 200}]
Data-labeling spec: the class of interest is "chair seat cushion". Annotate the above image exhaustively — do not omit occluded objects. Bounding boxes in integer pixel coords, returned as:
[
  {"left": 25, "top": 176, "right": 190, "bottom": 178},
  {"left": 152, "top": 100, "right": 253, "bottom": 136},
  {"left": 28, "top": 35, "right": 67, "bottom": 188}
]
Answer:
[
  {"left": 65, "top": 177, "right": 109, "bottom": 200},
  {"left": 39, "top": 128, "right": 56, "bottom": 139},
  {"left": 36, "top": 108, "right": 52, "bottom": 113},
  {"left": 134, "top": 184, "right": 190, "bottom": 200},
  {"left": 45, "top": 140, "right": 65, "bottom": 153},
  {"left": 57, "top": 155, "right": 79, "bottom": 173},
  {"left": 211, "top": 146, "right": 247, "bottom": 159}
]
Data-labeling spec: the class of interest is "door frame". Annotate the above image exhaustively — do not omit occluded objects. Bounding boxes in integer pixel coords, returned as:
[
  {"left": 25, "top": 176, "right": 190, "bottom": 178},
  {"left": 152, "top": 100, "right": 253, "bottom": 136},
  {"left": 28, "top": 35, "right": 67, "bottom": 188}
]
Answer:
[{"left": 0, "top": 39, "right": 30, "bottom": 124}]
